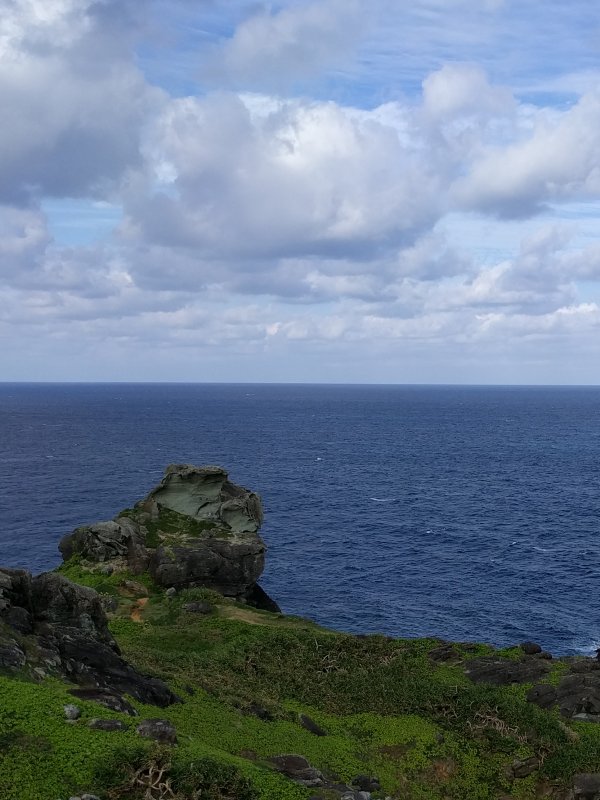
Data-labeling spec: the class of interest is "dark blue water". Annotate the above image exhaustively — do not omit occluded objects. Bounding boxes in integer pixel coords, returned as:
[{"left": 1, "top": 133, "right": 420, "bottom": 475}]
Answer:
[{"left": 1, "top": 383, "right": 599, "bottom": 655}]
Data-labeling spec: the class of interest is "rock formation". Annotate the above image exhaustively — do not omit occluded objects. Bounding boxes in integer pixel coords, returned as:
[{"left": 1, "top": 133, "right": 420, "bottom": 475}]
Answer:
[
  {"left": 59, "top": 464, "right": 278, "bottom": 609},
  {"left": 0, "top": 568, "right": 176, "bottom": 707}
]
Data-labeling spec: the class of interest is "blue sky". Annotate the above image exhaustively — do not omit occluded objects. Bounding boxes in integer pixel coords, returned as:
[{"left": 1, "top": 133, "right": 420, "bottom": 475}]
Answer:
[{"left": 2, "top": 0, "right": 600, "bottom": 383}]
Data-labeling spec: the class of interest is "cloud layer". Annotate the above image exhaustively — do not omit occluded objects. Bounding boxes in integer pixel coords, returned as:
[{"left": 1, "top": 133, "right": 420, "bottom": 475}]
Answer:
[{"left": 1, "top": 0, "right": 600, "bottom": 382}]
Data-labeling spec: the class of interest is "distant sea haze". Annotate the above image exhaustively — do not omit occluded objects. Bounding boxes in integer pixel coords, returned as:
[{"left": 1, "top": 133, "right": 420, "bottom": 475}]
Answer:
[{"left": 1, "top": 383, "right": 599, "bottom": 656}]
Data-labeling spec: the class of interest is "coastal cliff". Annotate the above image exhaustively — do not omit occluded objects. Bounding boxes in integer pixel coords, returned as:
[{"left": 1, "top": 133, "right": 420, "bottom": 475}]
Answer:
[{"left": 1, "top": 466, "right": 599, "bottom": 800}]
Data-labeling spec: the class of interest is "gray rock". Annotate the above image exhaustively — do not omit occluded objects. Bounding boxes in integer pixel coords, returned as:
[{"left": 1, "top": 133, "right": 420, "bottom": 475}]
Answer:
[
  {"left": 166, "top": 587, "right": 177, "bottom": 598},
  {"left": 59, "top": 518, "right": 149, "bottom": 573},
  {"left": 528, "top": 668, "right": 600, "bottom": 722},
  {"left": 573, "top": 773, "right": 600, "bottom": 798},
  {"left": 352, "top": 775, "right": 381, "bottom": 792},
  {"left": 58, "top": 465, "right": 276, "bottom": 605},
  {"left": 144, "top": 464, "right": 263, "bottom": 532},
  {"left": 520, "top": 641, "right": 542, "bottom": 655},
  {"left": 64, "top": 704, "right": 81, "bottom": 720},
  {"left": 509, "top": 756, "right": 540, "bottom": 779},
  {"left": 88, "top": 719, "right": 128, "bottom": 731},
  {"left": 81, "top": 795, "right": 101, "bottom": 800},
  {"left": 182, "top": 601, "right": 212, "bottom": 614},
  {"left": 70, "top": 689, "right": 138, "bottom": 716},
  {"left": 464, "top": 655, "right": 551, "bottom": 686},
  {"left": 269, "top": 754, "right": 324, "bottom": 787},
  {"left": 136, "top": 718, "right": 178, "bottom": 744},
  {"left": 0, "top": 635, "right": 26, "bottom": 668}
]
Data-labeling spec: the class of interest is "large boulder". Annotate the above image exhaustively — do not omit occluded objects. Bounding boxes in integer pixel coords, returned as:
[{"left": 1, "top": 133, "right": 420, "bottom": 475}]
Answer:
[
  {"left": 0, "top": 568, "right": 176, "bottom": 708},
  {"left": 58, "top": 465, "right": 276, "bottom": 607}
]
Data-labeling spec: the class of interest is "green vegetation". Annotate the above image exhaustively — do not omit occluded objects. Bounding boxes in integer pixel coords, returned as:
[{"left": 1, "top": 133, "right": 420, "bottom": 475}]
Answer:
[
  {"left": 1, "top": 569, "right": 599, "bottom": 799},
  {"left": 120, "top": 506, "right": 225, "bottom": 549}
]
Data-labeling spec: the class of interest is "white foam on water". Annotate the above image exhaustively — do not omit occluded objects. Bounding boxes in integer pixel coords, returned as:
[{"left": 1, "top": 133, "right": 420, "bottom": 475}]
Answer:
[{"left": 370, "top": 497, "right": 396, "bottom": 502}]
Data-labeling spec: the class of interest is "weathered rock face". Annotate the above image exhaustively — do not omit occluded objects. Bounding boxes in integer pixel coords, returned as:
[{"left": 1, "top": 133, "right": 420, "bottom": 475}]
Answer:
[
  {"left": 528, "top": 659, "right": 600, "bottom": 723},
  {"left": 142, "top": 464, "right": 263, "bottom": 533},
  {"left": 0, "top": 568, "right": 176, "bottom": 708},
  {"left": 58, "top": 465, "right": 277, "bottom": 608}
]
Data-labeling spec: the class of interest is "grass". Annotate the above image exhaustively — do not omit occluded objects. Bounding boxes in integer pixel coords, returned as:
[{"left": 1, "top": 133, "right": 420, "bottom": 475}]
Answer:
[{"left": 1, "top": 566, "right": 600, "bottom": 799}]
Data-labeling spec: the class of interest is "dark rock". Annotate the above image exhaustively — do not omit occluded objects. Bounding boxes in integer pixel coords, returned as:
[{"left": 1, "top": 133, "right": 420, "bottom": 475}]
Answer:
[
  {"left": 88, "top": 718, "right": 128, "bottom": 732},
  {"left": 0, "top": 568, "right": 178, "bottom": 708},
  {"left": 136, "top": 718, "right": 178, "bottom": 744},
  {"left": 537, "top": 651, "right": 553, "bottom": 660},
  {"left": 527, "top": 671, "right": 600, "bottom": 722},
  {"left": 4, "top": 605, "right": 33, "bottom": 634},
  {"left": 59, "top": 518, "right": 149, "bottom": 574},
  {"left": 352, "top": 774, "right": 381, "bottom": 792},
  {"left": 0, "top": 635, "right": 26, "bottom": 668},
  {"left": 150, "top": 537, "right": 264, "bottom": 597},
  {"left": 573, "top": 773, "right": 600, "bottom": 798},
  {"left": 520, "top": 641, "right": 542, "bottom": 655},
  {"left": 509, "top": 756, "right": 540, "bottom": 779},
  {"left": 70, "top": 688, "right": 137, "bottom": 716},
  {"left": 182, "top": 601, "right": 213, "bottom": 615},
  {"left": 245, "top": 703, "right": 274, "bottom": 722},
  {"left": 269, "top": 755, "right": 324, "bottom": 787},
  {"left": 527, "top": 684, "right": 557, "bottom": 709},
  {"left": 299, "top": 714, "right": 327, "bottom": 736},
  {"left": 568, "top": 658, "right": 600, "bottom": 674},
  {"left": 464, "top": 656, "right": 551, "bottom": 686},
  {"left": 243, "top": 583, "right": 281, "bottom": 613}
]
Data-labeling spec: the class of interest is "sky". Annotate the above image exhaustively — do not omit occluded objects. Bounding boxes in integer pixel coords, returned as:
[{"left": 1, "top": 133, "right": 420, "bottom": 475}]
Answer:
[{"left": 2, "top": 0, "right": 600, "bottom": 383}]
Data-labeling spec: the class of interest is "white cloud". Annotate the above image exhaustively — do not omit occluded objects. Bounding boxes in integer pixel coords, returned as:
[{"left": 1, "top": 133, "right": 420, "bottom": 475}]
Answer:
[
  {"left": 200, "top": 0, "right": 364, "bottom": 89},
  {"left": 453, "top": 90, "right": 600, "bottom": 217}
]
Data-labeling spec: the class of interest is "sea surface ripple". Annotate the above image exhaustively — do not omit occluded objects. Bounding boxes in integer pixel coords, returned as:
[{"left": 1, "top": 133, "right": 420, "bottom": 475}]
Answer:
[{"left": 1, "top": 383, "right": 599, "bottom": 655}]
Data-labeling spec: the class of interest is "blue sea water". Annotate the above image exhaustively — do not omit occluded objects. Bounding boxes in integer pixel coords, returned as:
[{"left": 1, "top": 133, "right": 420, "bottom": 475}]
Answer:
[{"left": 1, "top": 383, "right": 599, "bottom": 656}]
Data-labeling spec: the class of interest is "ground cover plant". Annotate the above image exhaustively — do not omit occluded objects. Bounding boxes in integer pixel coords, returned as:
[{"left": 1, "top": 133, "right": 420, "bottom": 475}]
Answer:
[{"left": 1, "top": 568, "right": 599, "bottom": 799}]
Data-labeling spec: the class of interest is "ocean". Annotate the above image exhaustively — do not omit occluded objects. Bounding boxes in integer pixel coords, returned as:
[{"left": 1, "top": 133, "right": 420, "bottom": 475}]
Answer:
[{"left": 1, "top": 383, "right": 599, "bottom": 655}]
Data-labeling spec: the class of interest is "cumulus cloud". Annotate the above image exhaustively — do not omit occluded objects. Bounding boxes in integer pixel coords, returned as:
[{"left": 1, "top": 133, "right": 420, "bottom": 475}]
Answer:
[
  {"left": 126, "top": 92, "right": 444, "bottom": 260},
  {"left": 2, "top": 0, "right": 600, "bottom": 381},
  {"left": 0, "top": 0, "right": 163, "bottom": 203},
  {"left": 453, "top": 90, "right": 600, "bottom": 217},
  {"left": 200, "top": 0, "right": 364, "bottom": 90}
]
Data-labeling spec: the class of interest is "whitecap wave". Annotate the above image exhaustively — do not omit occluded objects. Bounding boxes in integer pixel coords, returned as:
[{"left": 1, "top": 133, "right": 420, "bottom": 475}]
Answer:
[{"left": 370, "top": 497, "right": 397, "bottom": 502}]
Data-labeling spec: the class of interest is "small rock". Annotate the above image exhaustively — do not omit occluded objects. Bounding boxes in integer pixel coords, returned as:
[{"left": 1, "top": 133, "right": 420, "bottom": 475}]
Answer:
[
  {"left": 510, "top": 756, "right": 540, "bottom": 779},
  {"left": 88, "top": 719, "right": 128, "bottom": 732},
  {"left": 520, "top": 641, "right": 542, "bottom": 655},
  {"left": 136, "top": 718, "right": 177, "bottom": 744},
  {"left": 536, "top": 651, "right": 553, "bottom": 660},
  {"left": 64, "top": 704, "right": 81, "bottom": 721},
  {"left": 269, "top": 754, "right": 324, "bottom": 787},
  {"left": 353, "top": 774, "right": 381, "bottom": 792},
  {"left": 70, "top": 688, "right": 138, "bottom": 716},
  {"left": 81, "top": 795, "right": 101, "bottom": 800},
  {"left": 166, "top": 587, "right": 177, "bottom": 598},
  {"left": 299, "top": 713, "right": 327, "bottom": 736},
  {"left": 573, "top": 773, "right": 600, "bottom": 798},
  {"left": 182, "top": 601, "right": 212, "bottom": 614},
  {"left": 100, "top": 595, "right": 119, "bottom": 613},
  {"left": 98, "top": 564, "right": 114, "bottom": 576},
  {"left": 120, "top": 579, "right": 148, "bottom": 596}
]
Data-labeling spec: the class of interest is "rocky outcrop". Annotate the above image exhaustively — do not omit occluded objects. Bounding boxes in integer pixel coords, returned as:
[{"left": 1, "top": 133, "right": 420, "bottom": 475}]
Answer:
[
  {"left": 0, "top": 568, "right": 176, "bottom": 708},
  {"left": 58, "top": 465, "right": 278, "bottom": 609},
  {"left": 528, "top": 659, "right": 600, "bottom": 722}
]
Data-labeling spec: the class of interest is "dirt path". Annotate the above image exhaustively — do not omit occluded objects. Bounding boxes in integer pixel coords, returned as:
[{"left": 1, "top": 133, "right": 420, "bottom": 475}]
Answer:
[{"left": 131, "top": 596, "right": 148, "bottom": 623}]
